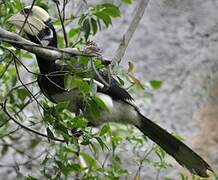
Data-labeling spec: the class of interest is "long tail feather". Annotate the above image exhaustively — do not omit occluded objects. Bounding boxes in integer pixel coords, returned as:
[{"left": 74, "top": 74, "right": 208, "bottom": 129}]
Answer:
[{"left": 136, "top": 112, "right": 213, "bottom": 177}]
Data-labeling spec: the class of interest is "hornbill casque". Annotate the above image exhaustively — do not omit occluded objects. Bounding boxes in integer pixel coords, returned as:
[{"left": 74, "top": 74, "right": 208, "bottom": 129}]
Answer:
[{"left": 9, "top": 6, "right": 213, "bottom": 177}]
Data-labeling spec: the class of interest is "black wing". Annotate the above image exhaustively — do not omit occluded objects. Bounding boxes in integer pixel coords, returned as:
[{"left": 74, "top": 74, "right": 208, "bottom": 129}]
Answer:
[{"left": 95, "top": 73, "right": 133, "bottom": 102}]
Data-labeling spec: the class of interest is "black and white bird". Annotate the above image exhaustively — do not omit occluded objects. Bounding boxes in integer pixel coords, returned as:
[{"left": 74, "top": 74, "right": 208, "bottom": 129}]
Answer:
[{"left": 9, "top": 6, "right": 213, "bottom": 177}]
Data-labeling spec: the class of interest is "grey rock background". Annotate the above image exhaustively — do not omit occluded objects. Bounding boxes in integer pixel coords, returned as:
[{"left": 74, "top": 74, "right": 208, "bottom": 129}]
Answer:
[
  {"left": 3, "top": 0, "right": 218, "bottom": 179},
  {"left": 91, "top": 0, "right": 218, "bottom": 178}
]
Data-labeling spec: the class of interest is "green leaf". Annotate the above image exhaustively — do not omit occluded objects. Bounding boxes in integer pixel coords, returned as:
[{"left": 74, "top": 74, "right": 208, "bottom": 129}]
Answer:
[
  {"left": 100, "top": 3, "right": 120, "bottom": 17},
  {"left": 117, "top": 76, "right": 125, "bottom": 86},
  {"left": 94, "top": 12, "right": 112, "bottom": 27},
  {"left": 1, "top": 144, "right": 8, "bottom": 156},
  {"left": 78, "top": 14, "right": 86, "bottom": 25},
  {"left": 43, "top": 110, "right": 54, "bottom": 124},
  {"left": 91, "top": 18, "right": 98, "bottom": 35},
  {"left": 29, "top": 139, "right": 40, "bottom": 149},
  {"left": 25, "top": 176, "right": 38, "bottom": 180},
  {"left": 82, "top": 18, "right": 91, "bottom": 40},
  {"left": 22, "top": 52, "right": 33, "bottom": 59},
  {"left": 121, "top": 0, "right": 132, "bottom": 4},
  {"left": 55, "top": 160, "right": 67, "bottom": 175},
  {"left": 57, "top": 35, "right": 64, "bottom": 48},
  {"left": 99, "top": 123, "right": 110, "bottom": 136},
  {"left": 92, "top": 96, "right": 108, "bottom": 111},
  {"left": 69, "top": 28, "right": 80, "bottom": 38},
  {"left": 180, "top": 174, "right": 189, "bottom": 180},
  {"left": 63, "top": 146, "right": 77, "bottom": 155},
  {"left": 41, "top": 154, "right": 49, "bottom": 165},
  {"left": 13, "top": 0, "right": 24, "bottom": 10},
  {"left": 150, "top": 80, "right": 162, "bottom": 89},
  {"left": 72, "top": 116, "right": 87, "bottom": 129},
  {"left": 46, "top": 127, "right": 54, "bottom": 142},
  {"left": 66, "top": 163, "right": 81, "bottom": 173},
  {"left": 53, "top": 20, "right": 62, "bottom": 26},
  {"left": 111, "top": 134, "right": 123, "bottom": 152},
  {"left": 154, "top": 145, "right": 166, "bottom": 160},
  {"left": 17, "top": 88, "right": 30, "bottom": 101},
  {"left": 77, "top": 80, "right": 90, "bottom": 94},
  {"left": 81, "top": 153, "right": 97, "bottom": 167},
  {"left": 128, "top": 62, "right": 134, "bottom": 73},
  {"left": 95, "top": 136, "right": 108, "bottom": 150},
  {"left": 97, "top": 18, "right": 102, "bottom": 31},
  {"left": 64, "top": 74, "right": 76, "bottom": 91},
  {"left": 128, "top": 74, "right": 144, "bottom": 89},
  {"left": 81, "top": 138, "right": 91, "bottom": 145},
  {"left": 65, "top": 75, "right": 90, "bottom": 94},
  {"left": 153, "top": 161, "right": 172, "bottom": 169},
  {"left": 87, "top": 100, "right": 100, "bottom": 118},
  {"left": 0, "top": 64, "right": 4, "bottom": 74},
  {"left": 72, "top": 77, "right": 90, "bottom": 94},
  {"left": 54, "top": 122, "right": 69, "bottom": 136},
  {"left": 55, "top": 101, "right": 69, "bottom": 112}
]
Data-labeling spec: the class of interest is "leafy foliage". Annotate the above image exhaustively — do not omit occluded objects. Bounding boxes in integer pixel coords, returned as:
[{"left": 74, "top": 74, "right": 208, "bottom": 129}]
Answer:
[{"left": 78, "top": 3, "right": 120, "bottom": 40}]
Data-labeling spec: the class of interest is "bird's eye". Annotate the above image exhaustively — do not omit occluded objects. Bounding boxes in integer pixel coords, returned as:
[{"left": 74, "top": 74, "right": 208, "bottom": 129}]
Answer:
[
  {"left": 44, "top": 27, "right": 51, "bottom": 35},
  {"left": 21, "top": 8, "right": 30, "bottom": 14}
]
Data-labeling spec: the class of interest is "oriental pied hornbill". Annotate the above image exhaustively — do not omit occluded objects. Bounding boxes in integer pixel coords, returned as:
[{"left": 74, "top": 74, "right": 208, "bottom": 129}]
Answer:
[{"left": 9, "top": 6, "right": 213, "bottom": 177}]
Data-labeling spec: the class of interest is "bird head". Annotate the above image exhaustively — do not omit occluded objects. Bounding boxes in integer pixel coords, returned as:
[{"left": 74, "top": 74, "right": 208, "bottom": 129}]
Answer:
[{"left": 9, "top": 6, "right": 57, "bottom": 47}]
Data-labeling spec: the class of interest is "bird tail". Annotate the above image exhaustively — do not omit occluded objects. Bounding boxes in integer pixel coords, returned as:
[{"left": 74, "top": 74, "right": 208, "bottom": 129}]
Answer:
[{"left": 136, "top": 112, "right": 213, "bottom": 177}]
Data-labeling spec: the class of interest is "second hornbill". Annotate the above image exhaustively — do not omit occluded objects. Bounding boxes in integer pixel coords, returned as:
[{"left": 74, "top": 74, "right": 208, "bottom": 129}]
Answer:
[{"left": 9, "top": 6, "right": 213, "bottom": 177}]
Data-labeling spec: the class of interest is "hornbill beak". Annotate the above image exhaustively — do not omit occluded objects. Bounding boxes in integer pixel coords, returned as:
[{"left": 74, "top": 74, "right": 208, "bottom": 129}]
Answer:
[{"left": 8, "top": 6, "right": 51, "bottom": 36}]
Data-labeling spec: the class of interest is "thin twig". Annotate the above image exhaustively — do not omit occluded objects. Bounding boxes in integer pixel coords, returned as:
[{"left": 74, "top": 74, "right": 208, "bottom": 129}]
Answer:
[
  {"left": 0, "top": 45, "right": 69, "bottom": 93},
  {"left": 0, "top": 45, "right": 38, "bottom": 76},
  {"left": 55, "top": 1, "right": 68, "bottom": 47},
  {"left": 1, "top": 99, "right": 64, "bottom": 143},
  {"left": 0, "top": 127, "right": 20, "bottom": 138},
  {"left": 0, "top": 46, "right": 71, "bottom": 130},
  {"left": 102, "top": 152, "right": 110, "bottom": 168},
  {"left": 0, "top": 139, "right": 32, "bottom": 158},
  {"left": 0, "top": 50, "right": 65, "bottom": 143},
  {"left": 45, "top": 75, "right": 66, "bottom": 91},
  {"left": 112, "top": 0, "right": 150, "bottom": 64},
  {"left": 134, "top": 144, "right": 155, "bottom": 180},
  {"left": 0, "top": 58, "right": 13, "bottom": 79},
  {"left": 18, "top": 0, "right": 36, "bottom": 35},
  {"left": 0, "top": 53, "right": 8, "bottom": 63},
  {"left": 13, "top": 53, "right": 45, "bottom": 111},
  {"left": 12, "top": 54, "right": 67, "bottom": 130},
  {"left": 0, "top": 101, "right": 44, "bottom": 139},
  {"left": 90, "top": 57, "right": 110, "bottom": 89},
  {"left": 0, "top": 82, "right": 38, "bottom": 128},
  {"left": 62, "top": 0, "right": 67, "bottom": 20},
  {"left": 56, "top": 1, "right": 84, "bottom": 33},
  {"left": 0, "top": 150, "right": 45, "bottom": 168}
]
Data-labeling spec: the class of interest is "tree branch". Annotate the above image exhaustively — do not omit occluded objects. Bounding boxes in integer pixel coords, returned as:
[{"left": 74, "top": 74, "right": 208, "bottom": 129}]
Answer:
[
  {"left": 0, "top": 27, "right": 103, "bottom": 61},
  {"left": 112, "top": 0, "right": 150, "bottom": 64}
]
